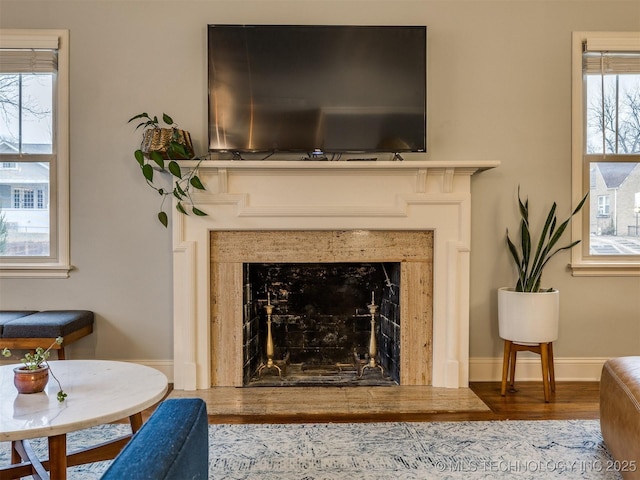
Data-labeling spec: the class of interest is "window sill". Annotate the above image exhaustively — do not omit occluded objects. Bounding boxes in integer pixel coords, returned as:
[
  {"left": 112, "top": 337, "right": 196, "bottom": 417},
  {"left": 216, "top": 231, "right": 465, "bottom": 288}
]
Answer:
[
  {"left": 0, "top": 263, "right": 73, "bottom": 278},
  {"left": 570, "top": 261, "right": 640, "bottom": 277}
]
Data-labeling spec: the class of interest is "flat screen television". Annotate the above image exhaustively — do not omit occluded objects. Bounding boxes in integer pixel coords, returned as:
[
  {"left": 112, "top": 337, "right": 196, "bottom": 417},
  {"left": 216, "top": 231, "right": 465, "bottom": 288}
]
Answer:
[{"left": 207, "top": 25, "right": 427, "bottom": 155}]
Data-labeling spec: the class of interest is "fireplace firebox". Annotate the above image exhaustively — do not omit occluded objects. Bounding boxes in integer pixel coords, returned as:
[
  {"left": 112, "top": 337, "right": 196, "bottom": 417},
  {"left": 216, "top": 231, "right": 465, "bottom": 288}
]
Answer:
[{"left": 243, "top": 262, "right": 402, "bottom": 386}]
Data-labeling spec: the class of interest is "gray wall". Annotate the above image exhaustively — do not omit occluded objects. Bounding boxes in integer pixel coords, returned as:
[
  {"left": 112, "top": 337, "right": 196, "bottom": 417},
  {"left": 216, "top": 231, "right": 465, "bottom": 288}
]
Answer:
[{"left": 1, "top": 1, "right": 639, "bottom": 374}]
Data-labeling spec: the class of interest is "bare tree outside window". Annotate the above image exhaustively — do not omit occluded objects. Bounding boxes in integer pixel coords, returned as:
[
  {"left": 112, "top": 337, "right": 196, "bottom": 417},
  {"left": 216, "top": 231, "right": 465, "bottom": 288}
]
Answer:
[
  {"left": 587, "top": 76, "right": 640, "bottom": 155},
  {"left": 0, "top": 74, "right": 53, "bottom": 150}
]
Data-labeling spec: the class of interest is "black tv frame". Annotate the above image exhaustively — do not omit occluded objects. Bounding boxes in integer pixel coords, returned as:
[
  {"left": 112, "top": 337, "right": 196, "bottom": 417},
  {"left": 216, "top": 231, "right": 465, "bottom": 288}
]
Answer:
[{"left": 207, "top": 24, "right": 427, "bottom": 157}]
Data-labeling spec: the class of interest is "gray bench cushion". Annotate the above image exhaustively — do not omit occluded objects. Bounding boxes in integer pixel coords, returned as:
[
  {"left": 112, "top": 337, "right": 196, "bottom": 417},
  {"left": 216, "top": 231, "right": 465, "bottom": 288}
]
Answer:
[
  {"left": 2, "top": 310, "right": 94, "bottom": 338},
  {"left": 0, "top": 311, "right": 39, "bottom": 336}
]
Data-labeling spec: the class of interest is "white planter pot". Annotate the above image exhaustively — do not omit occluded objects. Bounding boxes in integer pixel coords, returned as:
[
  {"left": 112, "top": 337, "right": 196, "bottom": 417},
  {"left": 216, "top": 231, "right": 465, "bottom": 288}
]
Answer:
[{"left": 497, "top": 287, "right": 559, "bottom": 344}]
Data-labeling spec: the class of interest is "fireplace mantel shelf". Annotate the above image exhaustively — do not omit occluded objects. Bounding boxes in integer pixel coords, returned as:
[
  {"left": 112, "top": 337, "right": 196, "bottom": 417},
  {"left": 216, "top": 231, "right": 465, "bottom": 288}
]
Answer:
[{"left": 181, "top": 159, "right": 499, "bottom": 173}]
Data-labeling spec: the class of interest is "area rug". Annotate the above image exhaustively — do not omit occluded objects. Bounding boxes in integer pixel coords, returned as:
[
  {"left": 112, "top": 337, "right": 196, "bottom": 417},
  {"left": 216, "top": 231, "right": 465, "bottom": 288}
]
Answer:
[{"left": 0, "top": 420, "right": 625, "bottom": 479}]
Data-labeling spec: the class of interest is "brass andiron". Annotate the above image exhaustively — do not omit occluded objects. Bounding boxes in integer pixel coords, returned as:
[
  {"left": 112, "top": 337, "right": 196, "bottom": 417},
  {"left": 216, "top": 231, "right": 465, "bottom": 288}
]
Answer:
[
  {"left": 359, "top": 292, "right": 384, "bottom": 378},
  {"left": 257, "top": 293, "right": 283, "bottom": 378}
]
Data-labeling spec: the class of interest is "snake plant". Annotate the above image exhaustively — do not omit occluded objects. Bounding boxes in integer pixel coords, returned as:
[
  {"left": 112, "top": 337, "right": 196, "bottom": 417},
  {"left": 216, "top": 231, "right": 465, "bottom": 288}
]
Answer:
[{"left": 506, "top": 188, "right": 588, "bottom": 292}]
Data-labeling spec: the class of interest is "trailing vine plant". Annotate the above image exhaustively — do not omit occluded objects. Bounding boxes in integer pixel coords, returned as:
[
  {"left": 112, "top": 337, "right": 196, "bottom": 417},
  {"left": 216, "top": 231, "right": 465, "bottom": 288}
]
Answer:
[{"left": 128, "top": 113, "right": 207, "bottom": 227}]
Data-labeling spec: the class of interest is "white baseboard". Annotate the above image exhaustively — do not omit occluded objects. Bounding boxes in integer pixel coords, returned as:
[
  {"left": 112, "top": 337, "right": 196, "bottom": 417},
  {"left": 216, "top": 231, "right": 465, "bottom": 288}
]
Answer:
[
  {"left": 131, "top": 360, "right": 174, "bottom": 383},
  {"left": 470, "top": 356, "right": 608, "bottom": 382}
]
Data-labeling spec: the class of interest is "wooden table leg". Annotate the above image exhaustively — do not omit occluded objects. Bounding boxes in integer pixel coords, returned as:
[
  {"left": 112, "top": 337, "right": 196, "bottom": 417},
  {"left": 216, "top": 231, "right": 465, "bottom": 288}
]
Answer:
[
  {"left": 48, "top": 434, "right": 67, "bottom": 480},
  {"left": 10, "top": 441, "right": 20, "bottom": 465},
  {"left": 129, "top": 412, "right": 143, "bottom": 433}
]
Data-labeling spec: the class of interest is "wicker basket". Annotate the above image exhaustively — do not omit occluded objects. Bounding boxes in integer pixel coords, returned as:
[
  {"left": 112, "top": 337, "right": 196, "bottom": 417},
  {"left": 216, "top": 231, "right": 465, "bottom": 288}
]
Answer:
[{"left": 141, "top": 128, "right": 195, "bottom": 160}]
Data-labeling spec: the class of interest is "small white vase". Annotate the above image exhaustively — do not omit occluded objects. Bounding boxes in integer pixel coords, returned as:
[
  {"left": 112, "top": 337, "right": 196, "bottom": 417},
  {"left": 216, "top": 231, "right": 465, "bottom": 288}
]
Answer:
[{"left": 497, "top": 287, "right": 559, "bottom": 344}]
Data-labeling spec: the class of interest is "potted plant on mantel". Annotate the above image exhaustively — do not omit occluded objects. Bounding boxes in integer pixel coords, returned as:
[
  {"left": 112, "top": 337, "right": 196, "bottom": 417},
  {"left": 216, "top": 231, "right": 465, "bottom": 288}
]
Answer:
[
  {"left": 498, "top": 188, "right": 588, "bottom": 344},
  {"left": 2, "top": 337, "right": 68, "bottom": 402},
  {"left": 128, "top": 112, "right": 207, "bottom": 227}
]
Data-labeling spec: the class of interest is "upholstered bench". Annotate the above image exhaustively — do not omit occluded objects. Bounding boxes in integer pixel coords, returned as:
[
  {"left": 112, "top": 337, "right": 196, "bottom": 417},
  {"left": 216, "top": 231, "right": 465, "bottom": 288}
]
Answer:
[
  {"left": 101, "top": 398, "right": 209, "bottom": 479},
  {"left": 0, "top": 310, "right": 94, "bottom": 359},
  {"left": 0, "top": 311, "right": 39, "bottom": 336},
  {"left": 600, "top": 357, "right": 640, "bottom": 479}
]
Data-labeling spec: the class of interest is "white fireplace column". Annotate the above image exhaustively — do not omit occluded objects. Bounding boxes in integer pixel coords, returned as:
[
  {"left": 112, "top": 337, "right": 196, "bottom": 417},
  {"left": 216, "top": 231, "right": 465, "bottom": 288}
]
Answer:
[{"left": 172, "top": 160, "right": 498, "bottom": 390}]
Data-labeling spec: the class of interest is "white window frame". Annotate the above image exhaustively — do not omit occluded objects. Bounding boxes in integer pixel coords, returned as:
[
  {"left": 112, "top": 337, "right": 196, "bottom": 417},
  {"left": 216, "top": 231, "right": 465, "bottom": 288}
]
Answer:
[
  {"left": 0, "top": 29, "right": 70, "bottom": 278},
  {"left": 571, "top": 31, "right": 640, "bottom": 276}
]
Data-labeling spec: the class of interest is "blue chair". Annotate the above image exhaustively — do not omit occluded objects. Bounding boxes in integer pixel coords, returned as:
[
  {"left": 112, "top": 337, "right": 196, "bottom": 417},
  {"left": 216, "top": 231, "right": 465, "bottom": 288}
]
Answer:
[{"left": 101, "top": 398, "right": 208, "bottom": 480}]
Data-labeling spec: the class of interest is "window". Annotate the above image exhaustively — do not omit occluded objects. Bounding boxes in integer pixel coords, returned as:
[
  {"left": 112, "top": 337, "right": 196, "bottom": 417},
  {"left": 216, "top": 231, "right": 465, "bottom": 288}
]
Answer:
[
  {"left": 598, "top": 195, "right": 610, "bottom": 217},
  {"left": 571, "top": 32, "right": 640, "bottom": 275},
  {"left": 0, "top": 30, "right": 70, "bottom": 277}
]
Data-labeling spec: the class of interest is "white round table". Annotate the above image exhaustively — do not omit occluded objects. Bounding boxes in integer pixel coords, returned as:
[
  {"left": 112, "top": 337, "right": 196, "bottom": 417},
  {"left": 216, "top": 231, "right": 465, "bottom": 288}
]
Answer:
[{"left": 0, "top": 360, "right": 168, "bottom": 479}]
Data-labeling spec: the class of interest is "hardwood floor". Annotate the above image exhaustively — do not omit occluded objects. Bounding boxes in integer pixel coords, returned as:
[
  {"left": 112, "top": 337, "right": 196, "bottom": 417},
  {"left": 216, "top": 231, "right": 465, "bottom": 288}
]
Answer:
[
  {"left": 159, "top": 381, "right": 600, "bottom": 424},
  {"left": 469, "top": 381, "right": 600, "bottom": 421}
]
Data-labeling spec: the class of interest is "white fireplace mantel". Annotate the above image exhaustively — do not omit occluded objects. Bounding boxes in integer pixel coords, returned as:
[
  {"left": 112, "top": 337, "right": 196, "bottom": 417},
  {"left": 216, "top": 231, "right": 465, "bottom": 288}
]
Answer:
[{"left": 172, "top": 160, "right": 498, "bottom": 390}]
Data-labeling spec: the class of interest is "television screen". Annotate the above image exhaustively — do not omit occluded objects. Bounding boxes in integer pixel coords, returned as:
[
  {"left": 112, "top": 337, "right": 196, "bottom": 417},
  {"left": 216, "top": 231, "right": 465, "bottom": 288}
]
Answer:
[{"left": 207, "top": 25, "right": 427, "bottom": 154}]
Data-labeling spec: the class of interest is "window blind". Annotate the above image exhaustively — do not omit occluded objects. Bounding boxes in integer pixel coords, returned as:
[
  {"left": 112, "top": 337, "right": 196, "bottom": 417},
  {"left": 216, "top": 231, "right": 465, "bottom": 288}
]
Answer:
[
  {"left": 583, "top": 51, "right": 640, "bottom": 75},
  {"left": 0, "top": 49, "right": 58, "bottom": 74}
]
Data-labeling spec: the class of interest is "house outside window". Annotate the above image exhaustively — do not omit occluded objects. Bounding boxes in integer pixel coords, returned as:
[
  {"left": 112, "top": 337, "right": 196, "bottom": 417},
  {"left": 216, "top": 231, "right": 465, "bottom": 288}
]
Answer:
[
  {"left": 571, "top": 32, "right": 640, "bottom": 275},
  {"left": 0, "top": 30, "right": 70, "bottom": 277}
]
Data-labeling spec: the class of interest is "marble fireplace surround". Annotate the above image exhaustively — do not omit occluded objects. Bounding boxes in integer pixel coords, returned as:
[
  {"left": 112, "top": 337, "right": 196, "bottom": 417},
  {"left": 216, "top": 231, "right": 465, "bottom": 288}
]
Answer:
[{"left": 172, "top": 160, "right": 498, "bottom": 391}]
